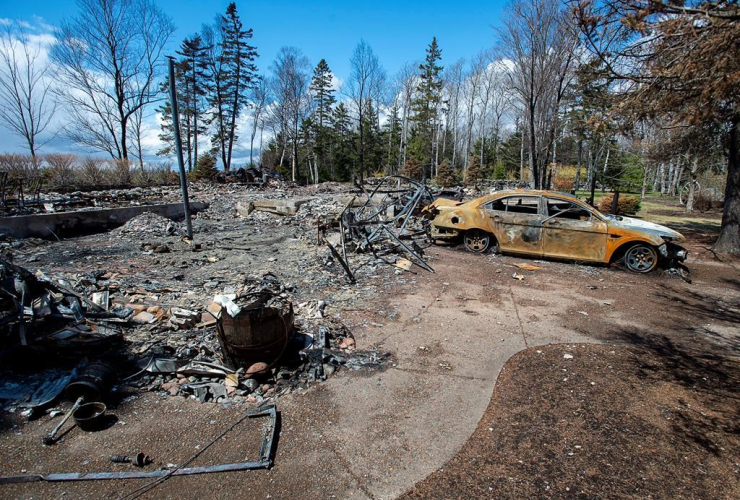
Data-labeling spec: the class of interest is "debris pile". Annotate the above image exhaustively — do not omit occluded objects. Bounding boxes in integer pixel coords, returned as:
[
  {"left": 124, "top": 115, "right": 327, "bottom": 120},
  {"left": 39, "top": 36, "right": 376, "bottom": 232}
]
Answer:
[
  {"left": 124, "top": 273, "right": 391, "bottom": 405},
  {"left": 318, "top": 176, "right": 435, "bottom": 283},
  {"left": 111, "top": 212, "right": 185, "bottom": 238}
]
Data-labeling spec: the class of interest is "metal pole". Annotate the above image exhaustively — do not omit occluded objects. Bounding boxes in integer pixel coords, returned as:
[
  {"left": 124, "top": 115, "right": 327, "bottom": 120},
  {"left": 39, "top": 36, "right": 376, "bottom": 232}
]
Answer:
[{"left": 168, "top": 56, "right": 193, "bottom": 240}]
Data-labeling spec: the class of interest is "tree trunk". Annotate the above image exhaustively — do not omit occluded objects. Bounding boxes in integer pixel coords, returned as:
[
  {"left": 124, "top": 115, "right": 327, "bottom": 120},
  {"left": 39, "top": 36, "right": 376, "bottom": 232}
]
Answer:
[
  {"left": 686, "top": 157, "right": 698, "bottom": 213},
  {"left": 713, "top": 118, "right": 740, "bottom": 255},
  {"left": 641, "top": 163, "right": 650, "bottom": 200}
]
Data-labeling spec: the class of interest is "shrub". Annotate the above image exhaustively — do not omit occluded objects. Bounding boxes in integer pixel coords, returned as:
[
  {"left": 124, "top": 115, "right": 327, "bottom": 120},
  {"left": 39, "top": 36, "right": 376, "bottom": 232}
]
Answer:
[
  {"left": 79, "top": 158, "right": 106, "bottom": 187},
  {"left": 598, "top": 194, "right": 641, "bottom": 215},
  {"left": 492, "top": 162, "right": 506, "bottom": 180},
  {"left": 552, "top": 175, "right": 574, "bottom": 192},
  {"left": 109, "top": 159, "right": 132, "bottom": 186},
  {"left": 192, "top": 153, "right": 218, "bottom": 181},
  {"left": 693, "top": 192, "right": 712, "bottom": 212},
  {"left": 44, "top": 154, "right": 77, "bottom": 189},
  {"left": 0, "top": 153, "right": 41, "bottom": 184},
  {"left": 434, "top": 161, "right": 456, "bottom": 187}
]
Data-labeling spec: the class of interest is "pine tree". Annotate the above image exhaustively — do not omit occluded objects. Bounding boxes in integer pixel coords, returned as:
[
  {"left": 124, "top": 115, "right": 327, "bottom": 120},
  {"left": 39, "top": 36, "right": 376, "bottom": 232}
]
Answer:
[
  {"left": 208, "top": 2, "right": 259, "bottom": 171},
  {"left": 332, "top": 103, "right": 355, "bottom": 181},
  {"left": 177, "top": 35, "right": 211, "bottom": 171},
  {"left": 435, "top": 161, "right": 456, "bottom": 187},
  {"left": 309, "top": 59, "right": 336, "bottom": 180},
  {"left": 409, "top": 37, "right": 443, "bottom": 174}
]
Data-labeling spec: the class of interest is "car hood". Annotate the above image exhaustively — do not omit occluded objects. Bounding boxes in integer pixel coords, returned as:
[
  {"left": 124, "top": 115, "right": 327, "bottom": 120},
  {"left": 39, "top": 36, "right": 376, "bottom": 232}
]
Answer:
[{"left": 606, "top": 215, "right": 685, "bottom": 242}]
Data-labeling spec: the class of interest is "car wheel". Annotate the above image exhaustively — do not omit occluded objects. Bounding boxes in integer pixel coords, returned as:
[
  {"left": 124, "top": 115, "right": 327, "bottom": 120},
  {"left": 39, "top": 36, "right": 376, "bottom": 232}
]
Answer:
[
  {"left": 464, "top": 230, "right": 491, "bottom": 253},
  {"left": 624, "top": 244, "right": 658, "bottom": 273}
]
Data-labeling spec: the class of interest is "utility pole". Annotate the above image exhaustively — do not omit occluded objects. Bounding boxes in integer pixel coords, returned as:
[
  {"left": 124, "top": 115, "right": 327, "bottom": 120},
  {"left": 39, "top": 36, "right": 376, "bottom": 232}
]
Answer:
[{"left": 168, "top": 56, "right": 193, "bottom": 240}]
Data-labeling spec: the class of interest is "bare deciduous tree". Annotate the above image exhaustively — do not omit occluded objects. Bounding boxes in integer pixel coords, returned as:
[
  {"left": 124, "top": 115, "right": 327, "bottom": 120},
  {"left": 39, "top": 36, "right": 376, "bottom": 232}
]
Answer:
[
  {"left": 499, "top": 0, "right": 577, "bottom": 188},
  {"left": 346, "top": 40, "right": 386, "bottom": 180},
  {"left": 0, "top": 22, "right": 56, "bottom": 166},
  {"left": 51, "top": 0, "right": 175, "bottom": 160},
  {"left": 269, "top": 47, "right": 311, "bottom": 181}
]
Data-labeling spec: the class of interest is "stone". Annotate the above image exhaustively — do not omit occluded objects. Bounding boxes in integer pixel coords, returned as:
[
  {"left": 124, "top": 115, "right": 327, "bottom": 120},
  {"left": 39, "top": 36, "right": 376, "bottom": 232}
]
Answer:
[
  {"left": 132, "top": 311, "right": 157, "bottom": 324},
  {"left": 246, "top": 362, "right": 269, "bottom": 376},
  {"left": 563, "top": 353, "right": 574, "bottom": 359},
  {"left": 323, "top": 363, "right": 336, "bottom": 376},
  {"left": 154, "top": 245, "right": 170, "bottom": 254}
]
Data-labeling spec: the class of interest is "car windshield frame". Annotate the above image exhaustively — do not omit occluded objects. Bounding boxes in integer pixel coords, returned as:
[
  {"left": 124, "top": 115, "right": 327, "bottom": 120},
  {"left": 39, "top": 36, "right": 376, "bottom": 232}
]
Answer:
[{"left": 545, "top": 196, "right": 606, "bottom": 222}]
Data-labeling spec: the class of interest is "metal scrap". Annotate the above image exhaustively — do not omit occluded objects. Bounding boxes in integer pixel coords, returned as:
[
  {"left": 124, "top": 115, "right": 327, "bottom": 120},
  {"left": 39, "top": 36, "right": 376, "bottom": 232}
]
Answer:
[
  {"left": 0, "top": 404, "right": 279, "bottom": 484},
  {"left": 318, "top": 176, "right": 435, "bottom": 282}
]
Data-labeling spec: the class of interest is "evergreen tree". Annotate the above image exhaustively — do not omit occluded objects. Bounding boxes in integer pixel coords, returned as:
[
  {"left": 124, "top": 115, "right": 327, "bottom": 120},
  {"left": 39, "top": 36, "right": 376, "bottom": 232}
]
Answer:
[
  {"left": 208, "top": 2, "right": 259, "bottom": 171},
  {"left": 409, "top": 37, "right": 443, "bottom": 173},
  {"left": 309, "top": 59, "right": 336, "bottom": 179},
  {"left": 177, "top": 35, "right": 211, "bottom": 170},
  {"left": 332, "top": 103, "right": 355, "bottom": 181}
]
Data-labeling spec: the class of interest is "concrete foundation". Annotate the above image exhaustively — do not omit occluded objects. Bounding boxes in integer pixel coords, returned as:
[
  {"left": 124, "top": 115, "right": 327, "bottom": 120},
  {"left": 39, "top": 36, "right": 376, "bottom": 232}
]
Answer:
[{"left": 0, "top": 202, "right": 209, "bottom": 239}]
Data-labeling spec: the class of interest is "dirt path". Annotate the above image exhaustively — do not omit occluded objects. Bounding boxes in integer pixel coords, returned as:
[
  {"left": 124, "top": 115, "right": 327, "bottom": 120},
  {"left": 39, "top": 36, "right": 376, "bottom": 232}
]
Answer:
[{"left": 1, "top": 246, "right": 737, "bottom": 499}]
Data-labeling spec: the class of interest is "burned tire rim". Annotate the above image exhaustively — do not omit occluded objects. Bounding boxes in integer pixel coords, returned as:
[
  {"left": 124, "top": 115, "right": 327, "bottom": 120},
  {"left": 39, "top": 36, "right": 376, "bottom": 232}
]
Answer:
[
  {"left": 464, "top": 230, "right": 491, "bottom": 253},
  {"left": 625, "top": 244, "right": 658, "bottom": 273}
]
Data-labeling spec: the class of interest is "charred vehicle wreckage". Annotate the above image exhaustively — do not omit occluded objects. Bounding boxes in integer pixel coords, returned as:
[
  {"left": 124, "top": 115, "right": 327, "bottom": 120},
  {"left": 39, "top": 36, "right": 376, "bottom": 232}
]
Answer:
[{"left": 424, "top": 189, "right": 690, "bottom": 279}]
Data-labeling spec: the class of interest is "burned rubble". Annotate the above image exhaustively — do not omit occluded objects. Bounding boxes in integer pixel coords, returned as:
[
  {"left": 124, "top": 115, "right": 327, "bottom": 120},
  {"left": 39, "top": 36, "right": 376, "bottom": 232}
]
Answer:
[{"left": 0, "top": 179, "right": 438, "bottom": 446}]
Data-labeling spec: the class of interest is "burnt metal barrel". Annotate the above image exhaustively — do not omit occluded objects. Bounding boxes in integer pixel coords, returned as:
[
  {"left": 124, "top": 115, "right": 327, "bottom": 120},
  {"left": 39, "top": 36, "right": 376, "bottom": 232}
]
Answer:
[
  {"left": 215, "top": 298, "right": 294, "bottom": 370},
  {"left": 65, "top": 361, "right": 116, "bottom": 402}
]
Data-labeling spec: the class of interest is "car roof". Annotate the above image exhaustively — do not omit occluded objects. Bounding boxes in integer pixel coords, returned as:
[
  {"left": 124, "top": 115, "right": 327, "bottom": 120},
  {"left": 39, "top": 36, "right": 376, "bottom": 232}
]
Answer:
[{"left": 475, "top": 189, "right": 582, "bottom": 204}]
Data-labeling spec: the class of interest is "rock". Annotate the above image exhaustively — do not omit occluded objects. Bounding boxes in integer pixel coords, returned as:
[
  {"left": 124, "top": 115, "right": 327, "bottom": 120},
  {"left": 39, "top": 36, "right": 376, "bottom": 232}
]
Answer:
[
  {"left": 161, "top": 382, "right": 179, "bottom": 396},
  {"left": 323, "top": 363, "right": 336, "bottom": 376},
  {"left": 153, "top": 245, "right": 170, "bottom": 254},
  {"left": 246, "top": 362, "right": 269, "bottom": 377},
  {"left": 563, "top": 353, "right": 573, "bottom": 359},
  {"left": 132, "top": 311, "right": 157, "bottom": 324}
]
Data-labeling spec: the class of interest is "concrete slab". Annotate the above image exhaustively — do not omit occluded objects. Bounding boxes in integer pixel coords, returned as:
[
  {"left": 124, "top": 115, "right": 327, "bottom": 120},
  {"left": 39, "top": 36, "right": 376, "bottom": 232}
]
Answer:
[{"left": 0, "top": 202, "right": 209, "bottom": 239}]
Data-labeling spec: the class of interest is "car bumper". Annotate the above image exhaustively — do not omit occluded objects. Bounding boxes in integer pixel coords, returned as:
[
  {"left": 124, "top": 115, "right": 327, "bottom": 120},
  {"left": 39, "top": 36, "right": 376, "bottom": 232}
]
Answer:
[{"left": 659, "top": 242, "right": 689, "bottom": 262}]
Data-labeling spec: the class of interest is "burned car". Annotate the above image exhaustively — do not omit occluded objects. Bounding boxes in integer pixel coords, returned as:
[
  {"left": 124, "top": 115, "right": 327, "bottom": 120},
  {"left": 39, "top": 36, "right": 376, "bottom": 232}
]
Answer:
[{"left": 425, "top": 190, "right": 689, "bottom": 274}]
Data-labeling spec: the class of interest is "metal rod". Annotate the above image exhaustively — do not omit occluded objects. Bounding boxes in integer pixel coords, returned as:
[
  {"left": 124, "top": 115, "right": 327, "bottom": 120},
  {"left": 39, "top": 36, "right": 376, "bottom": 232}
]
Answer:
[{"left": 167, "top": 56, "right": 193, "bottom": 240}]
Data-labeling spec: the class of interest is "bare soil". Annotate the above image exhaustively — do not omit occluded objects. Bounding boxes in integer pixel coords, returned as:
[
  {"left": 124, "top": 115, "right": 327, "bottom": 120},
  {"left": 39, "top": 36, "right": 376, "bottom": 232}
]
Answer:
[{"left": 401, "top": 342, "right": 740, "bottom": 499}]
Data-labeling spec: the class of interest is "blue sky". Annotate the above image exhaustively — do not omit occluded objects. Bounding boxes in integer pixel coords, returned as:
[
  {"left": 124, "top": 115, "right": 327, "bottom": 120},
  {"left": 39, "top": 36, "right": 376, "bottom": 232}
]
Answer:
[
  {"left": 1, "top": 0, "right": 508, "bottom": 157},
  {"left": 4, "top": 0, "right": 506, "bottom": 82}
]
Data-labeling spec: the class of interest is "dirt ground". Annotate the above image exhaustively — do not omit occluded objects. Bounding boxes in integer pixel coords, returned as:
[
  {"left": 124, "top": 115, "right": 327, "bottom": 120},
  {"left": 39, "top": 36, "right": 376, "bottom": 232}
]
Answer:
[
  {"left": 0, "top": 184, "right": 739, "bottom": 499},
  {"left": 402, "top": 342, "right": 740, "bottom": 499}
]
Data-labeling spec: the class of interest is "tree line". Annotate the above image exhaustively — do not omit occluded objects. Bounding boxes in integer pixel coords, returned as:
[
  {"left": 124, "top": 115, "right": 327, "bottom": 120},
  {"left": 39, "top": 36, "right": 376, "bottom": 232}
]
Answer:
[{"left": 0, "top": 0, "right": 737, "bottom": 254}]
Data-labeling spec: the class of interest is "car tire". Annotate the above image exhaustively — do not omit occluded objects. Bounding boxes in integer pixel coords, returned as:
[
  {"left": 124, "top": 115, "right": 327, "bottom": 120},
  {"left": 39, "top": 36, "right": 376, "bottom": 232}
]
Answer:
[
  {"left": 624, "top": 244, "right": 658, "bottom": 273},
  {"left": 464, "top": 230, "right": 492, "bottom": 253}
]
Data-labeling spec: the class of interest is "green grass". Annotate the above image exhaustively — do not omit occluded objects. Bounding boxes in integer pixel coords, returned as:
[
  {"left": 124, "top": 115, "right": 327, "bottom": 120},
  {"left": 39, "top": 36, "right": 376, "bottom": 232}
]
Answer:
[{"left": 572, "top": 189, "right": 722, "bottom": 236}]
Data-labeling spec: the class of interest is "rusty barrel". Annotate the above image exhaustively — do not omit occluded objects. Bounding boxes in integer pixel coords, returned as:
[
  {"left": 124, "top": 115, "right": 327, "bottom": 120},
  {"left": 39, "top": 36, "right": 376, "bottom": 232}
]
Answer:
[{"left": 215, "top": 298, "right": 294, "bottom": 370}]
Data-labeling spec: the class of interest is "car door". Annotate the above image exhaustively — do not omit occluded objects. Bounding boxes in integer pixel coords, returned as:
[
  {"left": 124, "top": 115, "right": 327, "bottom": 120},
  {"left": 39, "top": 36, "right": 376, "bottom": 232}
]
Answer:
[
  {"left": 483, "top": 195, "right": 543, "bottom": 256},
  {"left": 542, "top": 197, "right": 608, "bottom": 262}
]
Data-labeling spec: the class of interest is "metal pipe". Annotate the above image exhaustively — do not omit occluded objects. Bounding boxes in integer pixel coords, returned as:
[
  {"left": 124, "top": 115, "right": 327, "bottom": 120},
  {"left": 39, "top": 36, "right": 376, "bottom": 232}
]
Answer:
[{"left": 167, "top": 56, "right": 193, "bottom": 240}]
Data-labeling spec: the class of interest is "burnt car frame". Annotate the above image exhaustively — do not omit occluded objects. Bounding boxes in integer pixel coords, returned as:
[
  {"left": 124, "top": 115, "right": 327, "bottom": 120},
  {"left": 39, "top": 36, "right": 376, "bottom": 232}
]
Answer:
[{"left": 426, "top": 190, "right": 688, "bottom": 274}]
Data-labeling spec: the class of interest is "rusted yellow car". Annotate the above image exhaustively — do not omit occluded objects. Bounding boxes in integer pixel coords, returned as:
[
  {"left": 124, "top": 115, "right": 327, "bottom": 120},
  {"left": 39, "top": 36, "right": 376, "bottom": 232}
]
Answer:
[{"left": 426, "top": 190, "right": 688, "bottom": 273}]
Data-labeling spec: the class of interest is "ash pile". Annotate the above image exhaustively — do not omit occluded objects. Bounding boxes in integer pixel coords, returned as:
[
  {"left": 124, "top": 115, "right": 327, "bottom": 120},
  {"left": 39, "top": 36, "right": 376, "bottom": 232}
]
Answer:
[
  {"left": 318, "top": 176, "right": 437, "bottom": 283},
  {"left": 0, "top": 257, "right": 390, "bottom": 416}
]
